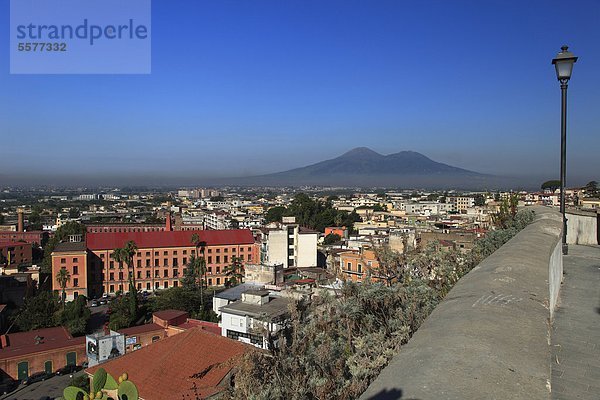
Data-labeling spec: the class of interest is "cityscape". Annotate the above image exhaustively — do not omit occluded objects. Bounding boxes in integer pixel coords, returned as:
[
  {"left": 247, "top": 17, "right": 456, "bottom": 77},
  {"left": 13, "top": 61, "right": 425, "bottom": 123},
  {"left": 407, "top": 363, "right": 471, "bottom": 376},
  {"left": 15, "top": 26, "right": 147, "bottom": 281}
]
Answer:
[{"left": 1, "top": 1, "right": 599, "bottom": 400}]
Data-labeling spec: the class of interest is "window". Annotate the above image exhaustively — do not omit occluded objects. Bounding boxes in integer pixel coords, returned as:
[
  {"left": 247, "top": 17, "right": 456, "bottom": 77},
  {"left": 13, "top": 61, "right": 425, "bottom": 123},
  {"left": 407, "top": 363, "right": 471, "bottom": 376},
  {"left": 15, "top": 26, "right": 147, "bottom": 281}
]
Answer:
[
  {"left": 119, "top": 284, "right": 123, "bottom": 292},
  {"left": 146, "top": 271, "right": 151, "bottom": 278},
  {"left": 110, "top": 261, "right": 114, "bottom": 269},
  {"left": 73, "top": 257, "right": 78, "bottom": 263},
  {"left": 216, "top": 278, "right": 220, "bottom": 285},
  {"left": 61, "top": 258, "right": 66, "bottom": 263},
  {"left": 152, "top": 335, "right": 160, "bottom": 342},
  {"left": 164, "top": 281, "right": 168, "bottom": 288},
  {"left": 146, "top": 259, "right": 150, "bottom": 267},
  {"left": 182, "top": 257, "right": 187, "bottom": 265},
  {"left": 216, "top": 256, "right": 220, "bottom": 263},
  {"left": 208, "top": 256, "right": 212, "bottom": 264},
  {"left": 173, "top": 258, "right": 178, "bottom": 267},
  {"left": 73, "top": 265, "right": 78, "bottom": 275},
  {"left": 155, "top": 282, "right": 159, "bottom": 289},
  {"left": 174, "top": 281, "right": 178, "bottom": 287},
  {"left": 154, "top": 259, "right": 159, "bottom": 267},
  {"left": 183, "top": 250, "right": 187, "bottom": 255},
  {"left": 100, "top": 254, "right": 105, "bottom": 258},
  {"left": 248, "top": 255, "right": 252, "bottom": 262},
  {"left": 163, "top": 258, "right": 168, "bottom": 267},
  {"left": 137, "top": 283, "right": 142, "bottom": 290},
  {"left": 155, "top": 271, "right": 159, "bottom": 278},
  {"left": 224, "top": 248, "right": 228, "bottom": 253},
  {"left": 154, "top": 251, "right": 159, "bottom": 256},
  {"left": 357, "top": 264, "right": 362, "bottom": 273},
  {"left": 224, "top": 255, "right": 228, "bottom": 263},
  {"left": 110, "top": 284, "right": 115, "bottom": 292},
  {"left": 232, "top": 248, "right": 236, "bottom": 253},
  {"left": 173, "top": 250, "right": 178, "bottom": 255},
  {"left": 137, "top": 260, "right": 141, "bottom": 268},
  {"left": 208, "top": 267, "right": 212, "bottom": 274},
  {"left": 216, "top": 249, "right": 220, "bottom": 253},
  {"left": 173, "top": 270, "right": 179, "bottom": 277},
  {"left": 137, "top": 271, "right": 142, "bottom": 279},
  {"left": 208, "top": 278, "right": 213, "bottom": 285},
  {"left": 119, "top": 272, "right": 124, "bottom": 280},
  {"left": 109, "top": 273, "right": 114, "bottom": 281},
  {"left": 163, "top": 251, "right": 168, "bottom": 256},
  {"left": 347, "top": 262, "right": 351, "bottom": 270},
  {"left": 146, "top": 282, "right": 151, "bottom": 290},
  {"left": 146, "top": 252, "right": 150, "bottom": 257},
  {"left": 163, "top": 270, "right": 168, "bottom": 278},
  {"left": 73, "top": 278, "right": 79, "bottom": 287}
]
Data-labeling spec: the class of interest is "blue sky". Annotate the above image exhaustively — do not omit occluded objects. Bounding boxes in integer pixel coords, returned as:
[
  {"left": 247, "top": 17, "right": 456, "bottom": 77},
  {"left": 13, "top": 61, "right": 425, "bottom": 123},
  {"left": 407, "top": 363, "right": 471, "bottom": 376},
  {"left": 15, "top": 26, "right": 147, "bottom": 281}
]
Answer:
[{"left": 1, "top": 0, "right": 599, "bottom": 186}]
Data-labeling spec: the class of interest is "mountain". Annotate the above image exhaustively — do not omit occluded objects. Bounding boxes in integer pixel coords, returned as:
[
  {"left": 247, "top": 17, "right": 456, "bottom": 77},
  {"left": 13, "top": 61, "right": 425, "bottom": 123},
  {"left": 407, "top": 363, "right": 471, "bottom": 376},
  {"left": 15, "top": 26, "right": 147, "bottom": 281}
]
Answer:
[{"left": 220, "top": 147, "right": 503, "bottom": 189}]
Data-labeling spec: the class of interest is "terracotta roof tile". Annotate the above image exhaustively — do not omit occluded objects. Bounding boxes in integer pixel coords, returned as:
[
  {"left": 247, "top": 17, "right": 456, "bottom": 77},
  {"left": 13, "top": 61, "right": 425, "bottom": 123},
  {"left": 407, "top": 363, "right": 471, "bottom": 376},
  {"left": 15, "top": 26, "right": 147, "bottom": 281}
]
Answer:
[{"left": 86, "top": 328, "right": 251, "bottom": 399}]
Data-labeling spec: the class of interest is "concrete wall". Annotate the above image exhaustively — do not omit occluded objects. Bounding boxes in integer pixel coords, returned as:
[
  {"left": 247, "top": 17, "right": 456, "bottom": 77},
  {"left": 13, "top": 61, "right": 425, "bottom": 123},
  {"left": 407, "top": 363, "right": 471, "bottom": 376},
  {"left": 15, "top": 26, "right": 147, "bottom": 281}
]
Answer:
[
  {"left": 360, "top": 206, "right": 562, "bottom": 400},
  {"left": 566, "top": 210, "right": 598, "bottom": 246},
  {"left": 297, "top": 233, "right": 317, "bottom": 268}
]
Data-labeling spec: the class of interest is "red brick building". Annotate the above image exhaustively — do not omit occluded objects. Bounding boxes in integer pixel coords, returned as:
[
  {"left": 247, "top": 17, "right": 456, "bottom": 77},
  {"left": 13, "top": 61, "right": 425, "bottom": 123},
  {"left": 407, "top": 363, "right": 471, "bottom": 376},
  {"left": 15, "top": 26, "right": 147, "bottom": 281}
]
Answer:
[
  {"left": 52, "top": 230, "right": 259, "bottom": 300},
  {"left": 0, "top": 327, "right": 85, "bottom": 381},
  {"left": 0, "top": 242, "right": 33, "bottom": 272}
]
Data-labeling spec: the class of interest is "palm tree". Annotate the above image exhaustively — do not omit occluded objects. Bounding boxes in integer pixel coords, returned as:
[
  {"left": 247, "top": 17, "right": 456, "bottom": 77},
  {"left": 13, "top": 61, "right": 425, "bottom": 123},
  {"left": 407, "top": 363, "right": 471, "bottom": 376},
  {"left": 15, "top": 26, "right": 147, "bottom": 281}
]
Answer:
[
  {"left": 56, "top": 268, "right": 71, "bottom": 306},
  {"left": 185, "top": 254, "right": 207, "bottom": 304},
  {"left": 224, "top": 256, "right": 244, "bottom": 287},
  {"left": 191, "top": 234, "right": 208, "bottom": 292},
  {"left": 113, "top": 240, "right": 138, "bottom": 290}
]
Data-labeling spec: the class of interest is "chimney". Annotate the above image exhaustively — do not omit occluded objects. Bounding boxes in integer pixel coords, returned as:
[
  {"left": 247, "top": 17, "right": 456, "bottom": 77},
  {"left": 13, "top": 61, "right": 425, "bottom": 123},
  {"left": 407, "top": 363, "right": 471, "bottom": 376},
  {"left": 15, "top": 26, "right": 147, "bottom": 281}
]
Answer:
[
  {"left": 0, "top": 334, "right": 9, "bottom": 348},
  {"left": 17, "top": 208, "right": 24, "bottom": 232},
  {"left": 165, "top": 212, "right": 172, "bottom": 231}
]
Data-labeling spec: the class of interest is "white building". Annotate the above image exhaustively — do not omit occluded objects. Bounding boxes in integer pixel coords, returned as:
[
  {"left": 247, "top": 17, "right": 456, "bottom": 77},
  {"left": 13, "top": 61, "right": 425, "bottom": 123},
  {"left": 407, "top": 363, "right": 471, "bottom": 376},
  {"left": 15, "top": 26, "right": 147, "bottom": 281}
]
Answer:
[
  {"left": 218, "top": 290, "right": 291, "bottom": 349},
  {"left": 264, "top": 219, "right": 318, "bottom": 268}
]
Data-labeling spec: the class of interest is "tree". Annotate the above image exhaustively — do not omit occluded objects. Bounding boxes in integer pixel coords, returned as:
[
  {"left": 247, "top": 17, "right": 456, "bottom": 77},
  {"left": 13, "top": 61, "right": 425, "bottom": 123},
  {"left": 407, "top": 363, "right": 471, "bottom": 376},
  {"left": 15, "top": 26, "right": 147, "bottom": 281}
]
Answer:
[
  {"left": 108, "top": 294, "right": 137, "bottom": 331},
  {"left": 323, "top": 233, "right": 341, "bottom": 245},
  {"left": 265, "top": 206, "right": 287, "bottom": 223},
  {"left": 112, "top": 241, "right": 139, "bottom": 321},
  {"left": 584, "top": 181, "right": 598, "bottom": 196},
  {"left": 541, "top": 180, "right": 561, "bottom": 193},
  {"left": 12, "top": 291, "right": 61, "bottom": 332},
  {"left": 56, "top": 268, "right": 71, "bottom": 306},
  {"left": 59, "top": 295, "right": 91, "bottom": 336},
  {"left": 473, "top": 194, "right": 486, "bottom": 207},
  {"left": 224, "top": 256, "right": 244, "bottom": 287}
]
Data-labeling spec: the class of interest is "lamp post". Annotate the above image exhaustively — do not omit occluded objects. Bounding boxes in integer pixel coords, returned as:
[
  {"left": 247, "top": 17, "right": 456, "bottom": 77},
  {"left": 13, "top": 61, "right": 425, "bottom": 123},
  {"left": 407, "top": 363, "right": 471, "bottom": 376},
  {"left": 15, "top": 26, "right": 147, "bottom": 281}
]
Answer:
[{"left": 552, "top": 45, "right": 578, "bottom": 255}]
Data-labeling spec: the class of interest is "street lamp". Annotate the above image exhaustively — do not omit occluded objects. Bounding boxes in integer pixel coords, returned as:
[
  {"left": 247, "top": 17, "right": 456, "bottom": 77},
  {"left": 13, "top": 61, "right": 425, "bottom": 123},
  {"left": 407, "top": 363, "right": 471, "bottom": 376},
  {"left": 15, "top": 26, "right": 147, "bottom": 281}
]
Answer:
[{"left": 552, "top": 45, "right": 578, "bottom": 255}]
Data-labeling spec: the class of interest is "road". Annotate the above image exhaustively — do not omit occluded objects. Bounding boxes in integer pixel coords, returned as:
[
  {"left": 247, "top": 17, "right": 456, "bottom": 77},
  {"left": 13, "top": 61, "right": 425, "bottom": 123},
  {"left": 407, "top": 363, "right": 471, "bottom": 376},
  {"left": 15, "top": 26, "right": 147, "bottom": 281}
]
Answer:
[{"left": 0, "top": 371, "right": 85, "bottom": 400}]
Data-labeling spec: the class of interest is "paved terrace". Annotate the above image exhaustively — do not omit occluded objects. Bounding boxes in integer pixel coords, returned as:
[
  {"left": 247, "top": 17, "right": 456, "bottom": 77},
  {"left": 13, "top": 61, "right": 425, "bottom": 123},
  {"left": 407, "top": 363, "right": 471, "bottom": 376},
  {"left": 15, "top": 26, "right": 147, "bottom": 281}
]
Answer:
[
  {"left": 551, "top": 244, "right": 600, "bottom": 399},
  {"left": 361, "top": 207, "right": 600, "bottom": 400}
]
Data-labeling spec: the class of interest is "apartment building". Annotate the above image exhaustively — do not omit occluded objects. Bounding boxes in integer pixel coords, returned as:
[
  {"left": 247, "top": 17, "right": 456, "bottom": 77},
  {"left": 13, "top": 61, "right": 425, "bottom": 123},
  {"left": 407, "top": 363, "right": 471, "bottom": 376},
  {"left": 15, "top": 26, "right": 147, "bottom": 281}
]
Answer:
[
  {"left": 264, "top": 220, "right": 318, "bottom": 268},
  {"left": 52, "top": 229, "right": 259, "bottom": 301}
]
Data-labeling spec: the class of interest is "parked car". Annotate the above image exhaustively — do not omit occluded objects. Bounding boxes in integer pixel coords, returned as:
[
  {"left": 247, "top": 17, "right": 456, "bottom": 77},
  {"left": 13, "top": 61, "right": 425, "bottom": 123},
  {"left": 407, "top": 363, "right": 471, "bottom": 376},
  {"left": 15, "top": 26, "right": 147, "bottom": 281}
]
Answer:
[
  {"left": 55, "top": 364, "right": 81, "bottom": 376},
  {"left": 23, "top": 371, "right": 53, "bottom": 385},
  {"left": 0, "top": 379, "right": 18, "bottom": 395},
  {"left": 99, "top": 299, "right": 107, "bottom": 305},
  {"left": 91, "top": 299, "right": 99, "bottom": 307}
]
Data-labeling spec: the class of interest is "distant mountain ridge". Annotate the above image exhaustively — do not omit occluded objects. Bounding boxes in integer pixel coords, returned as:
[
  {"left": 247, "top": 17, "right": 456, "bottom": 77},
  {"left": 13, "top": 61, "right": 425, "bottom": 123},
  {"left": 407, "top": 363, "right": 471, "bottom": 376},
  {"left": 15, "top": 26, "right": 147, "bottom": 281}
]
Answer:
[{"left": 218, "top": 147, "right": 500, "bottom": 188}]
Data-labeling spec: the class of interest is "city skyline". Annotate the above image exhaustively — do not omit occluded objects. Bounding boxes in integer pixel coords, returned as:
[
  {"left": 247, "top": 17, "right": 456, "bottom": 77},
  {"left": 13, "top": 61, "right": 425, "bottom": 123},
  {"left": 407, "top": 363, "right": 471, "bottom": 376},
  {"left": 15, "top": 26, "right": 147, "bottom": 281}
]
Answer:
[{"left": 1, "top": 0, "right": 599, "bottom": 187}]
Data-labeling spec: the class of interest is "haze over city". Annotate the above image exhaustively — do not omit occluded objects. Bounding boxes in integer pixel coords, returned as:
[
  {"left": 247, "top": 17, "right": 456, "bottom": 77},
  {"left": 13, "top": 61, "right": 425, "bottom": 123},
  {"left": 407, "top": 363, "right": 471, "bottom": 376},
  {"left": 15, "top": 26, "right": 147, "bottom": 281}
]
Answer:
[{"left": 1, "top": 0, "right": 599, "bottom": 187}]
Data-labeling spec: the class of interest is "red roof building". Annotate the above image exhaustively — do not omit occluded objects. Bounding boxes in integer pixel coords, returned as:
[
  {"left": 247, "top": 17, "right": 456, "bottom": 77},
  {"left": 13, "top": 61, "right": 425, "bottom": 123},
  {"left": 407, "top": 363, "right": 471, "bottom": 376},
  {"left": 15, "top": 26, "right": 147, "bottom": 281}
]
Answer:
[
  {"left": 86, "top": 327, "right": 252, "bottom": 399},
  {"left": 52, "top": 229, "right": 259, "bottom": 300},
  {"left": 0, "top": 327, "right": 85, "bottom": 381}
]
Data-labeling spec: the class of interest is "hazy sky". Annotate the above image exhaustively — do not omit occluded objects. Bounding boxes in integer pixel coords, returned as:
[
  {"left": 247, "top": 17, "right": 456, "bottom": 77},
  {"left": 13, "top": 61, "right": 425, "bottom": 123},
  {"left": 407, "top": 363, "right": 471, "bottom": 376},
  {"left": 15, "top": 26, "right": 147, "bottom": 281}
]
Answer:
[{"left": 1, "top": 0, "right": 599, "bottom": 186}]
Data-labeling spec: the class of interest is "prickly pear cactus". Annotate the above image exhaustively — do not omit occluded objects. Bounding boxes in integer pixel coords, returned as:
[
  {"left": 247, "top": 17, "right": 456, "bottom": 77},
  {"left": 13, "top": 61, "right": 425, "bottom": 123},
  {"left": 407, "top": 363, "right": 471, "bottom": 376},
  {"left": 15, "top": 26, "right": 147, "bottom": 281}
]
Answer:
[{"left": 63, "top": 370, "right": 138, "bottom": 400}]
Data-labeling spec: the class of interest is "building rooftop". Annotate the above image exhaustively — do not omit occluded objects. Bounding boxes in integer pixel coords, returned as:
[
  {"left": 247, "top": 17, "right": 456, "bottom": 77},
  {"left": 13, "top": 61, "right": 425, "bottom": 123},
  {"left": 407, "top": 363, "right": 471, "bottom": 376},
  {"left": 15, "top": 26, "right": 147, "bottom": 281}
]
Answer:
[
  {"left": 220, "top": 296, "right": 292, "bottom": 321},
  {"left": 118, "top": 323, "right": 164, "bottom": 336},
  {"left": 86, "top": 229, "right": 254, "bottom": 250},
  {"left": 0, "top": 326, "right": 84, "bottom": 360},
  {"left": 152, "top": 309, "right": 188, "bottom": 322},
  {"left": 86, "top": 327, "right": 251, "bottom": 399},
  {"left": 215, "top": 283, "right": 265, "bottom": 301},
  {"left": 53, "top": 241, "right": 87, "bottom": 253}
]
